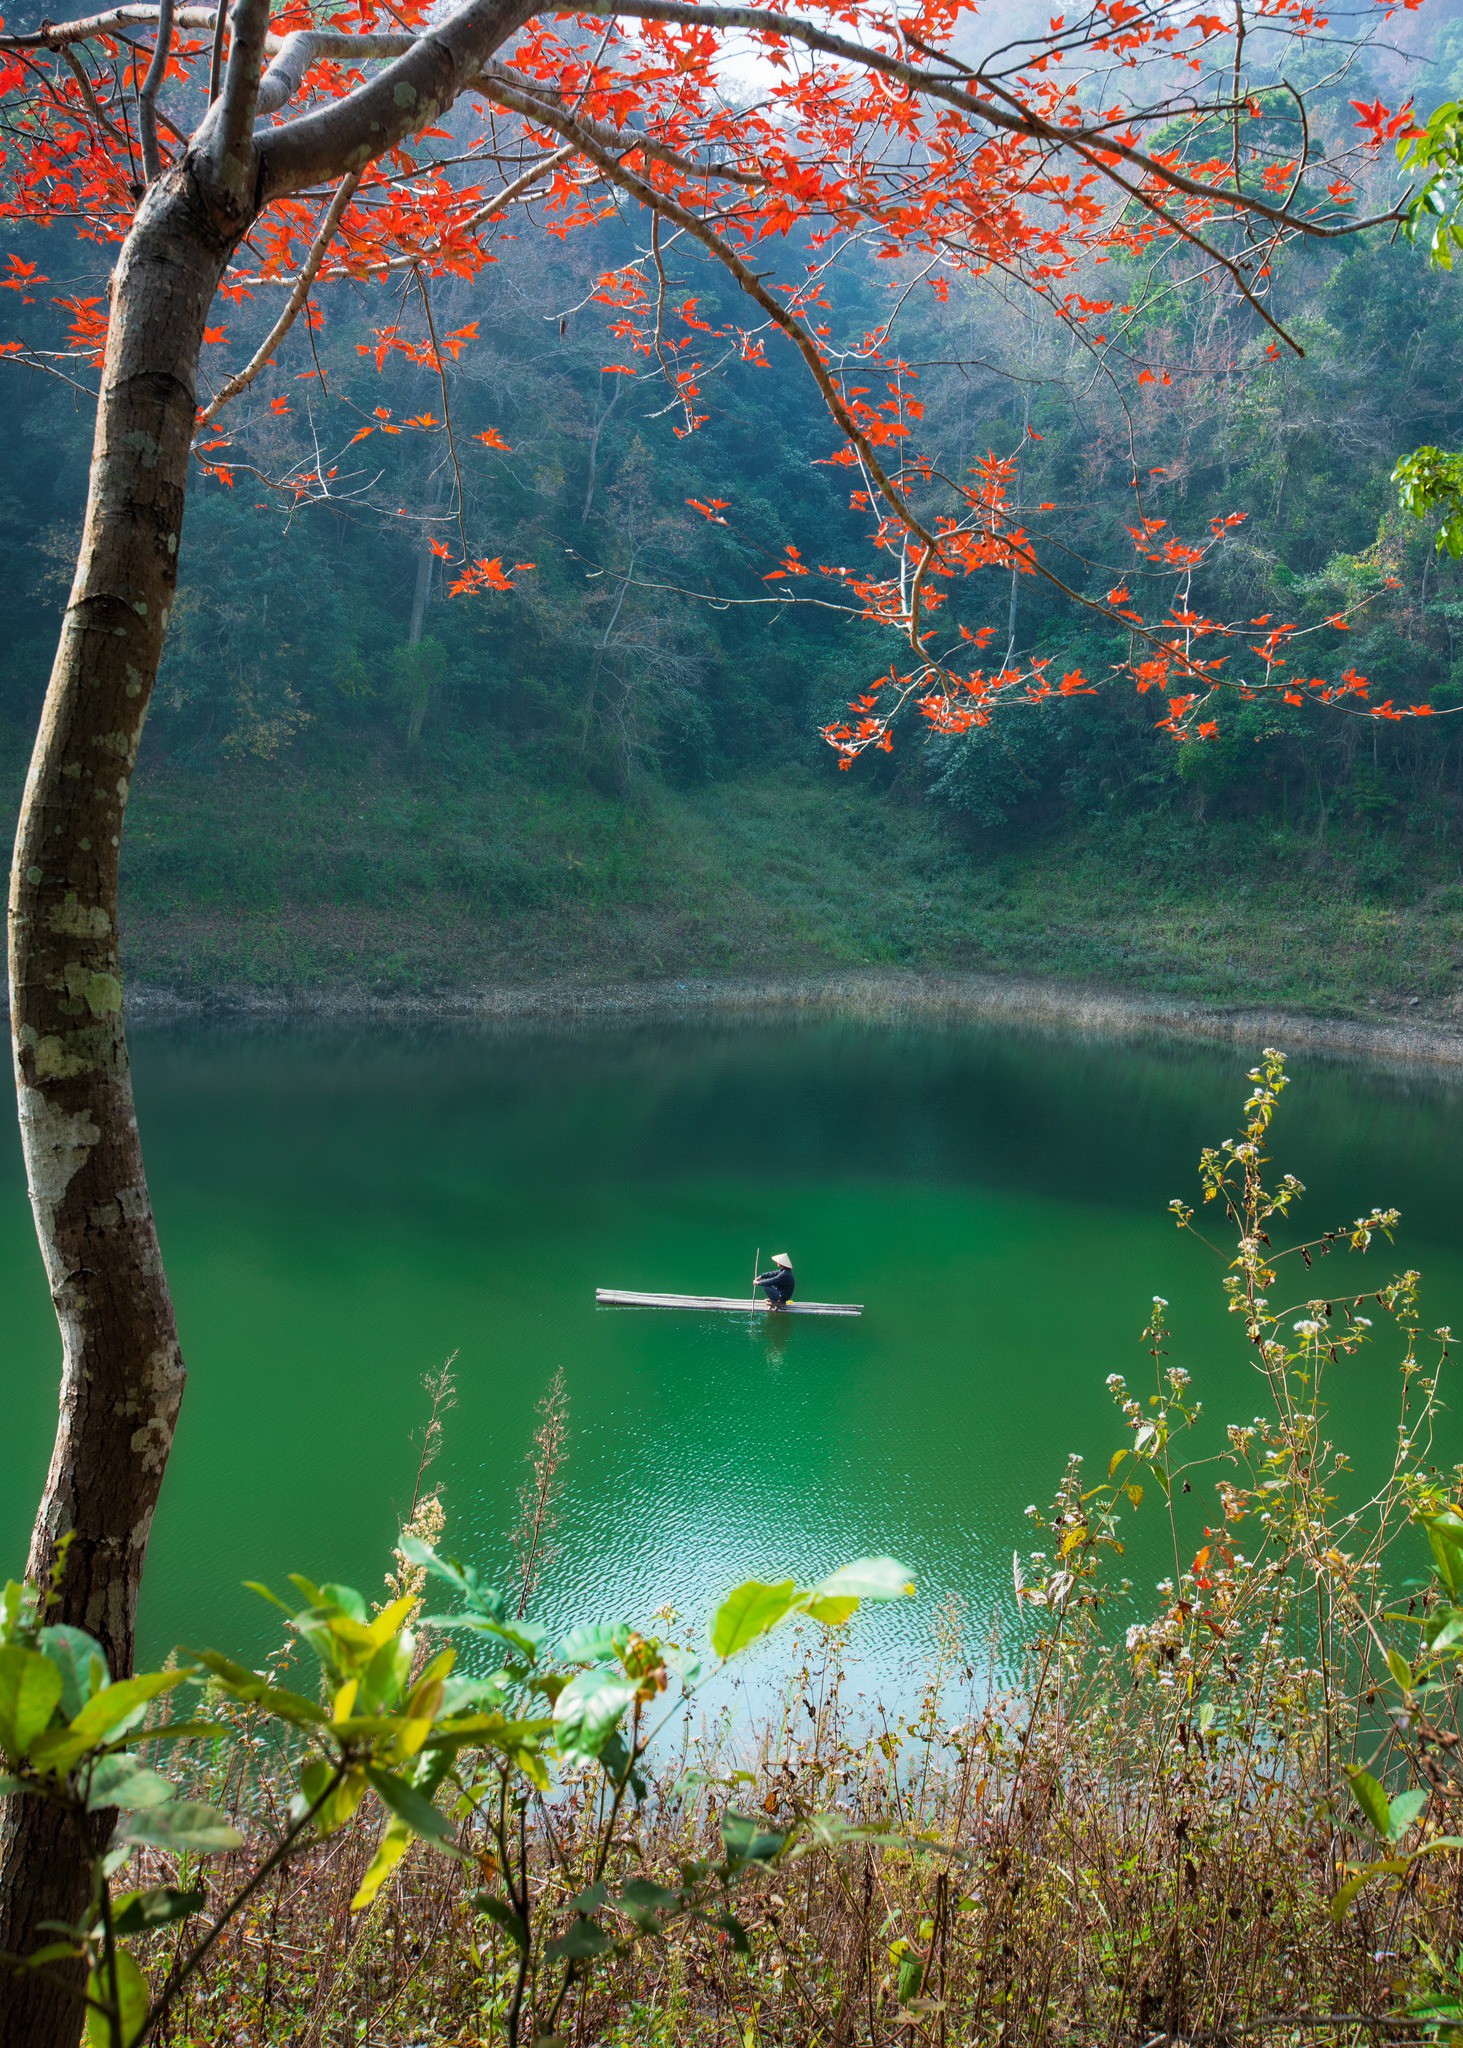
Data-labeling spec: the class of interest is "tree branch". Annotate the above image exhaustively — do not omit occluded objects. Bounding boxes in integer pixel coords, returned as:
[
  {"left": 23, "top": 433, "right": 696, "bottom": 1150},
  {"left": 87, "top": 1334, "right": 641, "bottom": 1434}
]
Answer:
[
  {"left": 479, "top": 60, "right": 761, "bottom": 188},
  {"left": 8, "top": 0, "right": 1399, "bottom": 259},
  {"left": 60, "top": 44, "right": 130, "bottom": 149},
  {"left": 136, "top": 0, "right": 174, "bottom": 182},
  {"left": 207, "top": 0, "right": 225, "bottom": 99},
  {"left": 0, "top": 5, "right": 213, "bottom": 50},
  {"left": 195, "top": 168, "right": 360, "bottom": 426},
  {"left": 254, "top": 28, "right": 415, "bottom": 117},
  {"left": 202, "top": 0, "right": 272, "bottom": 192},
  {"left": 1060, "top": 133, "right": 1302, "bottom": 353},
  {"left": 257, "top": 0, "right": 535, "bottom": 201},
  {"left": 367, "top": 139, "right": 577, "bottom": 271},
  {"left": 581, "top": 0, "right": 1401, "bottom": 245},
  {"left": 474, "top": 75, "right": 940, "bottom": 638}
]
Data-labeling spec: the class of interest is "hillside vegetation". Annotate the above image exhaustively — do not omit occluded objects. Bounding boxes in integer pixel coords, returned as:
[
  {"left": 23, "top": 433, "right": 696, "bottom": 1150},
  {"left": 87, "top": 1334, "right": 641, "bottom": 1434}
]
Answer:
[
  {"left": 80, "top": 757, "right": 1463, "bottom": 1019},
  {"left": 4, "top": 32, "right": 1463, "bottom": 1014}
]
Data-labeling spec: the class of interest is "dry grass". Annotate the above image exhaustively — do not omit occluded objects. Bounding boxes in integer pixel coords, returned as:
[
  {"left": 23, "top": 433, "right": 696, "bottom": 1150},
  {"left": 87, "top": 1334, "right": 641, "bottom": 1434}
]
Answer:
[{"left": 148, "top": 1604, "right": 1446, "bottom": 2047}]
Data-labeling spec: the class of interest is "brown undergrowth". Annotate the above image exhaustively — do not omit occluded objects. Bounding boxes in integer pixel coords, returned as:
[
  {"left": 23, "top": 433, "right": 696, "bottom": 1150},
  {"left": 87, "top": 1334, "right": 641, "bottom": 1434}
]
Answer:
[{"left": 151, "top": 1608, "right": 1432, "bottom": 2048}]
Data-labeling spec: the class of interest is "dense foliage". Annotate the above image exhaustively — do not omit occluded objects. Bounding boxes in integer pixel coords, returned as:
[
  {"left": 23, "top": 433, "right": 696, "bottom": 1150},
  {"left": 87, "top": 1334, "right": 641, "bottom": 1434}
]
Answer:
[
  {"left": 0, "top": 81, "right": 1455, "bottom": 853},
  {"left": 0, "top": 33, "right": 1459, "bottom": 896},
  {"left": 0, "top": 43, "right": 1457, "bottom": 1022},
  {"left": 0, "top": 211, "right": 878, "bottom": 793}
]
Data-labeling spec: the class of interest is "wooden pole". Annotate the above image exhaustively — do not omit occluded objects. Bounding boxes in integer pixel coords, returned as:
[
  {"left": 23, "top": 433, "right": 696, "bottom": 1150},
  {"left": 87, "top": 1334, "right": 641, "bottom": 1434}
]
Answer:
[{"left": 752, "top": 1246, "right": 760, "bottom": 1313}]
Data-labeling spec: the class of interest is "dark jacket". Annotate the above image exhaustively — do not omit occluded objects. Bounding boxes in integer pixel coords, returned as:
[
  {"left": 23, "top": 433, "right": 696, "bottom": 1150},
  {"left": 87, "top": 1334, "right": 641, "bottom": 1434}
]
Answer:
[{"left": 757, "top": 1265, "right": 795, "bottom": 1303}]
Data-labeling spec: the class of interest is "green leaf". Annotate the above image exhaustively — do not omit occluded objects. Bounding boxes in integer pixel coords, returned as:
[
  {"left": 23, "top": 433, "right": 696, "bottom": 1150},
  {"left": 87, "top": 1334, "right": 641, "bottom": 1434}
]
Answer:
[
  {"left": 556, "top": 1623, "right": 632, "bottom": 1666},
  {"left": 19, "top": 1939, "right": 84, "bottom": 1969},
  {"left": 122, "top": 1800, "right": 243, "bottom": 1852},
  {"left": 423, "top": 1710, "right": 553, "bottom": 1789},
  {"left": 84, "top": 1947, "right": 150, "bottom": 2048},
  {"left": 38, "top": 1627, "right": 108, "bottom": 1719},
  {"left": 722, "top": 1811, "right": 785, "bottom": 1866},
  {"left": 294, "top": 1755, "right": 341, "bottom": 1830},
  {"left": 439, "top": 1674, "right": 507, "bottom": 1717},
  {"left": 545, "top": 1915, "right": 616, "bottom": 1961},
  {"left": 1389, "top": 1788, "right": 1430, "bottom": 1840},
  {"left": 802, "top": 1594, "right": 859, "bottom": 1627},
  {"left": 67, "top": 1670, "right": 193, "bottom": 1747},
  {"left": 897, "top": 1950, "right": 926, "bottom": 2005},
  {"left": 806, "top": 1558, "right": 916, "bottom": 1604},
  {"left": 1385, "top": 1647, "right": 1416, "bottom": 1692},
  {"left": 1408, "top": 1998, "right": 1463, "bottom": 2024},
  {"left": 473, "top": 1892, "right": 528, "bottom": 1952},
  {"left": 806, "top": 1811, "right": 903, "bottom": 1850},
  {"left": 598, "top": 1730, "right": 646, "bottom": 1802},
  {"left": 364, "top": 1765, "right": 457, "bottom": 1849},
  {"left": 711, "top": 1580, "right": 796, "bottom": 1659},
  {"left": 617, "top": 1878, "right": 682, "bottom": 1929},
  {"left": 1331, "top": 1857, "right": 1411, "bottom": 1921},
  {"left": 241, "top": 1579, "right": 295, "bottom": 1616},
  {"left": 1346, "top": 1765, "right": 1393, "bottom": 1838},
  {"left": 552, "top": 1670, "right": 637, "bottom": 1759},
  {"left": 351, "top": 1820, "right": 412, "bottom": 1911},
  {"left": 1424, "top": 1513, "right": 1463, "bottom": 1597},
  {"left": 423, "top": 1613, "right": 545, "bottom": 1661},
  {"left": 110, "top": 1886, "right": 205, "bottom": 1935},
  {"left": 0, "top": 1646, "right": 63, "bottom": 1761},
  {"left": 185, "top": 1651, "right": 328, "bottom": 1728},
  {"left": 397, "top": 1536, "right": 471, "bottom": 1592},
  {"left": 119, "top": 1716, "right": 225, "bottom": 1750},
  {"left": 619, "top": 1877, "right": 680, "bottom": 1911},
  {"left": 25, "top": 1727, "right": 92, "bottom": 1777},
  {"left": 85, "top": 1756, "right": 175, "bottom": 1812}
]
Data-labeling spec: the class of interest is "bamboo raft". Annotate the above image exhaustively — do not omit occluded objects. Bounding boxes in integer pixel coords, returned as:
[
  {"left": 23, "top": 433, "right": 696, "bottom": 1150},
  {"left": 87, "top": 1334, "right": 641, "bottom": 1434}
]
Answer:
[{"left": 595, "top": 1289, "right": 862, "bottom": 1318}]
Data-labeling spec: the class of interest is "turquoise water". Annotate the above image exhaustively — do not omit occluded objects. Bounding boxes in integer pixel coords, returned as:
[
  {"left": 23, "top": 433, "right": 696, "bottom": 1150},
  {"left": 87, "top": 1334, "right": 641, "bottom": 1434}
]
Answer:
[{"left": 4, "top": 1015, "right": 1462, "bottom": 1684}]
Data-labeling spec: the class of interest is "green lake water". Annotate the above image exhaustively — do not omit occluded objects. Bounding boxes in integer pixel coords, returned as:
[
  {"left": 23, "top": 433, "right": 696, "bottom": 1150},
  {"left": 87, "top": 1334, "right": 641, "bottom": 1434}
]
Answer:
[{"left": 5, "top": 1014, "right": 1463, "bottom": 1689}]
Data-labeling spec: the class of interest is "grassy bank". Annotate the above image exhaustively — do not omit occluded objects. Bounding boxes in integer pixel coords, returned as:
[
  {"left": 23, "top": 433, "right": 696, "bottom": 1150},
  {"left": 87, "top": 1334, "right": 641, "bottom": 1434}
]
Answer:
[{"left": 106, "top": 755, "right": 1463, "bottom": 1020}]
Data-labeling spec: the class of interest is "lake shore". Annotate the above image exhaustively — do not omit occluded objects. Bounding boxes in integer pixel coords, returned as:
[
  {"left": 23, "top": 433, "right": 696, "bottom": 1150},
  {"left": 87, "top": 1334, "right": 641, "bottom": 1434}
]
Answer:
[
  {"left": 120, "top": 966, "right": 1463, "bottom": 1071},
  {"left": 66, "top": 762, "right": 1462, "bottom": 1024}
]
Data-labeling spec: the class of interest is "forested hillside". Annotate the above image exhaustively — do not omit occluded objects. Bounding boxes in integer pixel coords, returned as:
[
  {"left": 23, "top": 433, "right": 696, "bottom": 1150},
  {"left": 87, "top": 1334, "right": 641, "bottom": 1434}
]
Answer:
[{"left": 4, "top": 20, "right": 1463, "bottom": 1011}]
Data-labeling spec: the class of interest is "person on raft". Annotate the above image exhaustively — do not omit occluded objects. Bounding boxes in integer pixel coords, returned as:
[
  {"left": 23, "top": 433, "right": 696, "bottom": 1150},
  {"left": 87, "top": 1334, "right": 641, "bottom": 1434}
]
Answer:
[{"left": 756, "top": 1253, "right": 796, "bottom": 1312}]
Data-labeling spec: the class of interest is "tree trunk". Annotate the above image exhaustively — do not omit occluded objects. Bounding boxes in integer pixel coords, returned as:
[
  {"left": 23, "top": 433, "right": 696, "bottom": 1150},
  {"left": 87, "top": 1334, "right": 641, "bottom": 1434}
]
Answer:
[
  {"left": 0, "top": 160, "right": 244, "bottom": 2048},
  {"left": 404, "top": 474, "right": 442, "bottom": 748}
]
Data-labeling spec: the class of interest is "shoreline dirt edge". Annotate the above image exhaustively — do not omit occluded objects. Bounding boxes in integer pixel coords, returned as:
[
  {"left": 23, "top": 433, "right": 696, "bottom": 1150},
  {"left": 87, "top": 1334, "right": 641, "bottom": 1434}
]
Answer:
[{"left": 106, "top": 969, "right": 1463, "bottom": 1071}]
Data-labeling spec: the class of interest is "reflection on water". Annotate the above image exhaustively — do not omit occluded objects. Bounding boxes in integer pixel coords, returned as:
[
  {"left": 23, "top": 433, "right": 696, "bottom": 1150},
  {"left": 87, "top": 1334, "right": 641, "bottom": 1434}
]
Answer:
[{"left": 4, "top": 1012, "right": 1463, "bottom": 1686}]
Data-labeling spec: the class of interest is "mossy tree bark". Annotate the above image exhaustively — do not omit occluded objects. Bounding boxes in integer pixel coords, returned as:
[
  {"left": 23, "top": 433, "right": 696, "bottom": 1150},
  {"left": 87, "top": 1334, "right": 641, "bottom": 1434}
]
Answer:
[
  {"left": 0, "top": 7, "right": 534, "bottom": 2036},
  {"left": 0, "top": 160, "right": 247, "bottom": 2048}
]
